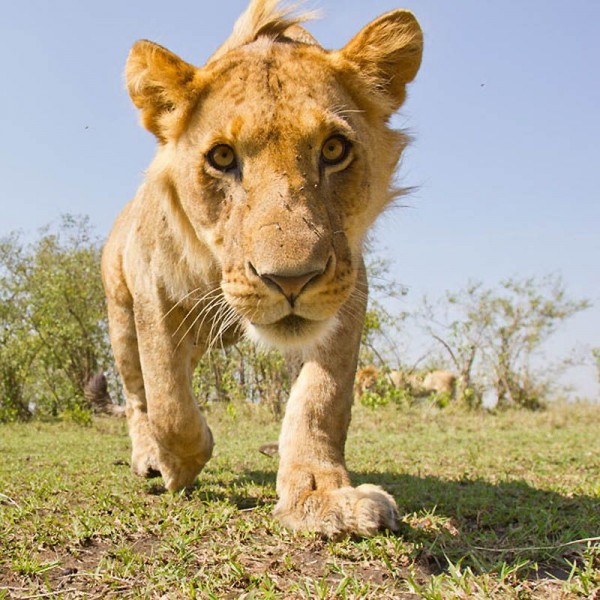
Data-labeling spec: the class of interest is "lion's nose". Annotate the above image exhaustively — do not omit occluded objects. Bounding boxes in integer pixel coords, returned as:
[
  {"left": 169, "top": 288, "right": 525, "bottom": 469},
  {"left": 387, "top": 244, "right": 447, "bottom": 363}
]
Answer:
[
  {"left": 249, "top": 263, "right": 323, "bottom": 306},
  {"left": 262, "top": 271, "right": 321, "bottom": 301}
]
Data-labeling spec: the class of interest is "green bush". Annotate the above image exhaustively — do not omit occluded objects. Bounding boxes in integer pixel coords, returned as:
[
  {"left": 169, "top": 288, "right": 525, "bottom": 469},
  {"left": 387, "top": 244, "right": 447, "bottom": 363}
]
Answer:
[
  {"left": 429, "top": 390, "right": 452, "bottom": 409},
  {"left": 0, "top": 216, "right": 111, "bottom": 422},
  {"left": 359, "top": 372, "right": 412, "bottom": 409},
  {"left": 360, "top": 390, "right": 389, "bottom": 409}
]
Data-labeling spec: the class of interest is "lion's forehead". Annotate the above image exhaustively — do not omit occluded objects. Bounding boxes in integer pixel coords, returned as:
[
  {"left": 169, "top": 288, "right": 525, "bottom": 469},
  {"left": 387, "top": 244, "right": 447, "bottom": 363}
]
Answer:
[
  {"left": 209, "top": 40, "right": 334, "bottom": 98},
  {"left": 192, "top": 45, "right": 355, "bottom": 145}
]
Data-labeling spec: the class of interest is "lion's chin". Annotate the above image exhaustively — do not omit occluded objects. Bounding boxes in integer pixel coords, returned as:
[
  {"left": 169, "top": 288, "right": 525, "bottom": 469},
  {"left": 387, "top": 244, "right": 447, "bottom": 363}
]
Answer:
[{"left": 245, "top": 314, "right": 339, "bottom": 351}]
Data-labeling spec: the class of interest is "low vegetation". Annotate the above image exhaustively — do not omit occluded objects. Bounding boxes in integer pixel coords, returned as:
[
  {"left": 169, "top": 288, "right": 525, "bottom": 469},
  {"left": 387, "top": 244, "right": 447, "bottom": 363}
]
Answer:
[{"left": 1, "top": 402, "right": 599, "bottom": 598}]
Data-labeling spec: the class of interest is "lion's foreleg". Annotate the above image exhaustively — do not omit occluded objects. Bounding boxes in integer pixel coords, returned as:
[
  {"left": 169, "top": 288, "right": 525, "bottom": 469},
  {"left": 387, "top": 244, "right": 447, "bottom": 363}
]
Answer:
[
  {"left": 106, "top": 296, "right": 162, "bottom": 478},
  {"left": 274, "top": 271, "right": 398, "bottom": 538},
  {"left": 132, "top": 300, "right": 213, "bottom": 491}
]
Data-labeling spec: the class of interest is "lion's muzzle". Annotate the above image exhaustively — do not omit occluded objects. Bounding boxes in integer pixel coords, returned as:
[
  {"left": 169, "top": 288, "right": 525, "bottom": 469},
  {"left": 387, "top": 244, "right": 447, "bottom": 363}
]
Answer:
[{"left": 248, "top": 254, "right": 332, "bottom": 307}]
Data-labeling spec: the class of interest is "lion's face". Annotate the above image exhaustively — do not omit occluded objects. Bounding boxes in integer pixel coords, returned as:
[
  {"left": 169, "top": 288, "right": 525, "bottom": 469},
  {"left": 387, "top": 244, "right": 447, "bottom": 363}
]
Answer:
[
  {"left": 126, "top": 9, "right": 422, "bottom": 348},
  {"left": 173, "top": 44, "right": 381, "bottom": 347}
]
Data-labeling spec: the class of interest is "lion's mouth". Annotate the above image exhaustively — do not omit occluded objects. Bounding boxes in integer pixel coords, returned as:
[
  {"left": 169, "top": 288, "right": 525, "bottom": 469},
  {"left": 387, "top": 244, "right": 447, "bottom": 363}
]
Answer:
[
  {"left": 272, "top": 314, "right": 311, "bottom": 334},
  {"left": 246, "top": 313, "right": 337, "bottom": 349},
  {"left": 251, "top": 314, "right": 313, "bottom": 336}
]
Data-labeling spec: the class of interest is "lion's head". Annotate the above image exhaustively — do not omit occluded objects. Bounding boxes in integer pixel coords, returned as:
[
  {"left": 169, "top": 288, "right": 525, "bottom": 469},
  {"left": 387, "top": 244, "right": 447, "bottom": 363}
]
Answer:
[{"left": 125, "top": 0, "right": 422, "bottom": 348}]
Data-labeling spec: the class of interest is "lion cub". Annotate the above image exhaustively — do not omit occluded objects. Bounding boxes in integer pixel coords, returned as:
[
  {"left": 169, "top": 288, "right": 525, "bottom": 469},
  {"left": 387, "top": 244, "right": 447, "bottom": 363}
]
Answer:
[{"left": 103, "top": 0, "right": 422, "bottom": 538}]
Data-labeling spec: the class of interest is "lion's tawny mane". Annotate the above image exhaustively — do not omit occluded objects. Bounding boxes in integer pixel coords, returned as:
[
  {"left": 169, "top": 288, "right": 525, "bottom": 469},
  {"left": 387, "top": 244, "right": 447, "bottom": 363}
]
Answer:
[{"left": 102, "top": 0, "right": 423, "bottom": 538}]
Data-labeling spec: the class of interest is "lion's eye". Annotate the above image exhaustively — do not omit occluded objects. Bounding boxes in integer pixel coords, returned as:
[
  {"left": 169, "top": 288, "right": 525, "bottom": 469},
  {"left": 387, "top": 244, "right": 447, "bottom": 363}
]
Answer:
[
  {"left": 321, "top": 135, "right": 351, "bottom": 166},
  {"left": 207, "top": 144, "right": 237, "bottom": 172}
]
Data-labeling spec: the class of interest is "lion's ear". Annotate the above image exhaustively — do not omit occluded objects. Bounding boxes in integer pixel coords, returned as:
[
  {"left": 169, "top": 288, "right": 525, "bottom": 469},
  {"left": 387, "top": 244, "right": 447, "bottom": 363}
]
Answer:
[
  {"left": 125, "top": 40, "right": 199, "bottom": 142},
  {"left": 341, "top": 10, "right": 423, "bottom": 111}
]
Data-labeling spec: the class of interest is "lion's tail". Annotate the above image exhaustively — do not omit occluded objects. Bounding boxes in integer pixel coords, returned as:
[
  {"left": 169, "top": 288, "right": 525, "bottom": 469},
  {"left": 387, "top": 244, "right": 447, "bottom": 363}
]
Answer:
[{"left": 84, "top": 371, "right": 126, "bottom": 417}]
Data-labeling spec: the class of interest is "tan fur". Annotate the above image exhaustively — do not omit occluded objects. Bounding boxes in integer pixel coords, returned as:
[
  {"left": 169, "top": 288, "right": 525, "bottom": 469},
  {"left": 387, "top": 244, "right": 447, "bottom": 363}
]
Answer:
[
  {"left": 103, "top": 0, "right": 423, "bottom": 537},
  {"left": 358, "top": 366, "right": 457, "bottom": 399},
  {"left": 354, "top": 365, "right": 381, "bottom": 400},
  {"left": 423, "top": 370, "right": 456, "bottom": 395}
]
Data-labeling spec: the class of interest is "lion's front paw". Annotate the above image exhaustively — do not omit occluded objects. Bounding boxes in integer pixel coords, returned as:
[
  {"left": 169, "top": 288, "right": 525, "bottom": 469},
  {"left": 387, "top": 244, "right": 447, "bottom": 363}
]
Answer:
[
  {"left": 131, "top": 434, "right": 161, "bottom": 478},
  {"left": 157, "top": 449, "right": 209, "bottom": 491},
  {"left": 157, "top": 427, "right": 214, "bottom": 491},
  {"left": 275, "top": 483, "right": 398, "bottom": 538}
]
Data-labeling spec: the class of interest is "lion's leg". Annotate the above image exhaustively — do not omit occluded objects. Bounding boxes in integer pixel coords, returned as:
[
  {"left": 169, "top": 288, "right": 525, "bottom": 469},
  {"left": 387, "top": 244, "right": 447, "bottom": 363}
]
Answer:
[
  {"left": 275, "top": 272, "right": 398, "bottom": 538},
  {"left": 132, "top": 300, "right": 213, "bottom": 491},
  {"left": 105, "top": 294, "right": 161, "bottom": 478}
]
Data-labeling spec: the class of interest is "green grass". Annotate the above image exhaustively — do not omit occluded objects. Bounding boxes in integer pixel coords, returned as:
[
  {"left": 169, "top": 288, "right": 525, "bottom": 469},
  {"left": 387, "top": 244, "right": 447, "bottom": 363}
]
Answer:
[{"left": 1, "top": 402, "right": 599, "bottom": 598}]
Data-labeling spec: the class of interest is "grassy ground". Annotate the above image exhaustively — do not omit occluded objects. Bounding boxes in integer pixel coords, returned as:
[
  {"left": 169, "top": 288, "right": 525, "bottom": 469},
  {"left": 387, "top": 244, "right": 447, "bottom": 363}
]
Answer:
[{"left": 1, "top": 402, "right": 599, "bottom": 599}]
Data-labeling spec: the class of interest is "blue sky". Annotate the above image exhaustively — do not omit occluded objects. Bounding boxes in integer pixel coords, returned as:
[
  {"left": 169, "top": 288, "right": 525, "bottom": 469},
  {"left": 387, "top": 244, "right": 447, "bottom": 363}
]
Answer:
[{"left": 1, "top": 1, "right": 598, "bottom": 398}]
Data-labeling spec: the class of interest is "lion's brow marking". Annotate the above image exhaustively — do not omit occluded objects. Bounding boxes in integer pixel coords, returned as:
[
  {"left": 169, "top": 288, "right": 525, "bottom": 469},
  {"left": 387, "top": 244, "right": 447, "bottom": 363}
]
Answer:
[{"left": 330, "top": 105, "right": 366, "bottom": 119}]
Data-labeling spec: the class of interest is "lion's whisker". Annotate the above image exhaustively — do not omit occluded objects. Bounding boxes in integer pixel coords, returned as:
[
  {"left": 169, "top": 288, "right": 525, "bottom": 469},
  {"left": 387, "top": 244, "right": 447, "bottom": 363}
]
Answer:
[
  {"left": 212, "top": 306, "right": 241, "bottom": 355},
  {"left": 171, "top": 287, "right": 223, "bottom": 341},
  {"left": 207, "top": 299, "right": 239, "bottom": 354},
  {"left": 161, "top": 286, "right": 203, "bottom": 323},
  {"left": 214, "top": 304, "right": 239, "bottom": 350},
  {"left": 193, "top": 297, "right": 220, "bottom": 348},
  {"left": 174, "top": 288, "right": 227, "bottom": 351},
  {"left": 160, "top": 281, "right": 222, "bottom": 323}
]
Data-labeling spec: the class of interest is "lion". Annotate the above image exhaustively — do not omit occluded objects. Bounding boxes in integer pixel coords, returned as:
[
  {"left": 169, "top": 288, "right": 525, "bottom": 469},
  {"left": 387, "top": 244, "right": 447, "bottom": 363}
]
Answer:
[
  {"left": 356, "top": 366, "right": 457, "bottom": 400},
  {"left": 422, "top": 370, "right": 456, "bottom": 396},
  {"left": 354, "top": 365, "right": 381, "bottom": 401},
  {"left": 102, "top": 0, "right": 423, "bottom": 538}
]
